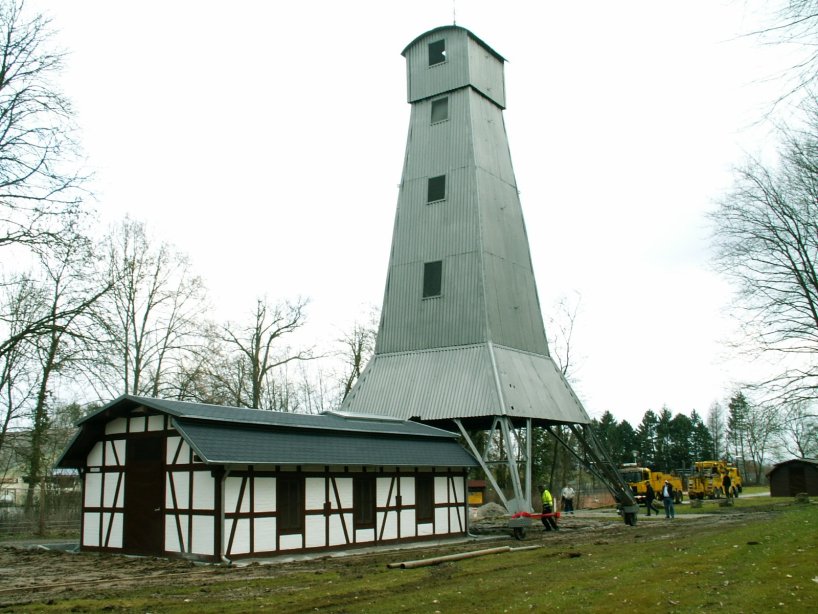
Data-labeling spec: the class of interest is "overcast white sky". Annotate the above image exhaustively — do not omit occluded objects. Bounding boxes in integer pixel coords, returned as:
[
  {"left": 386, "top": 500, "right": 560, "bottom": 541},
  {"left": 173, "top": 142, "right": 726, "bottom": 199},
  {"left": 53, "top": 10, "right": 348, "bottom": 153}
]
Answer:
[{"left": 30, "top": 1, "right": 801, "bottom": 426}]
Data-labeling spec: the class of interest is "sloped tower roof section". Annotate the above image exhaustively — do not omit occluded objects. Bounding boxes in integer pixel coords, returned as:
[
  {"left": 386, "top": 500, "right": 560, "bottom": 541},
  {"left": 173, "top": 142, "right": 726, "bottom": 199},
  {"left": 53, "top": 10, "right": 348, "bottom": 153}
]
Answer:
[{"left": 342, "top": 26, "right": 590, "bottom": 426}]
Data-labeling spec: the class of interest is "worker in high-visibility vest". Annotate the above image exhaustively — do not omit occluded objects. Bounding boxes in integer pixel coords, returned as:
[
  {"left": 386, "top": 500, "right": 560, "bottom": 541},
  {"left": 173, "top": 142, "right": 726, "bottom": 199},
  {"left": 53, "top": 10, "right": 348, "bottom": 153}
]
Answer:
[{"left": 541, "top": 486, "right": 559, "bottom": 531}]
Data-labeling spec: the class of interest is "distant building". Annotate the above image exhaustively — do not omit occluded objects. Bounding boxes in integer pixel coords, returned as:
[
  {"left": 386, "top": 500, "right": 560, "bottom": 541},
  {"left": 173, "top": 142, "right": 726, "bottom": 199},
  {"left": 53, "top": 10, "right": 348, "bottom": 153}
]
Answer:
[
  {"left": 767, "top": 458, "right": 818, "bottom": 497},
  {"left": 57, "top": 395, "right": 477, "bottom": 562}
]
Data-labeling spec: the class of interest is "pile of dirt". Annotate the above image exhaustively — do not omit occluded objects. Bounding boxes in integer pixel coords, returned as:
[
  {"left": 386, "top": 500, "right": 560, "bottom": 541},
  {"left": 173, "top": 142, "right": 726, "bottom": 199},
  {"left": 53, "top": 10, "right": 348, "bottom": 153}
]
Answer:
[{"left": 471, "top": 502, "right": 509, "bottom": 521}]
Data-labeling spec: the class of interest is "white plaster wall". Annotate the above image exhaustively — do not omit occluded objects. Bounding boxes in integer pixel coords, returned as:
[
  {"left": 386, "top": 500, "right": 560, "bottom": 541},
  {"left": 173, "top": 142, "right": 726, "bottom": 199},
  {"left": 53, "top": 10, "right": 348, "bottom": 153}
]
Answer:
[
  {"left": 452, "top": 477, "right": 464, "bottom": 502},
  {"left": 254, "top": 517, "right": 276, "bottom": 552},
  {"left": 435, "top": 476, "right": 448, "bottom": 503},
  {"left": 449, "top": 507, "right": 463, "bottom": 532},
  {"left": 355, "top": 528, "right": 375, "bottom": 544},
  {"left": 168, "top": 472, "right": 190, "bottom": 509},
  {"left": 165, "top": 436, "right": 183, "bottom": 464},
  {"left": 147, "top": 415, "right": 164, "bottom": 431},
  {"left": 166, "top": 514, "right": 189, "bottom": 553},
  {"left": 87, "top": 442, "right": 103, "bottom": 467},
  {"left": 103, "top": 512, "right": 123, "bottom": 548},
  {"left": 84, "top": 473, "right": 102, "bottom": 507},
  {"left": 129, "top": 416, "right": 146, "bottom": 433},
  {"left": 105, "top": 440, "right": 125, "bottom": 466},
  {"left": 254, "top": 478, "right": 275, "bottom": 512},
  {"left": 191, "top": 515, "right": 214, "bottom": 555},
  {"left": 400, "top": 509, "right": 416, "bottom": 534},
  {"left": 228, "top": 518, "right": 251, "bottom": 555},
  {"left": 377, "top": 477, "right": 394, "bottom": 506},
  {"left": 434, "top": 508, "right": 448, "bottom": 532},
  {"left": 333, "top": 478, "right": 352, "bottom": 508},
  {"left": 105, "top": 418, "right": 127, "bottom": 435},
  {"left": 379, "top": 511, "right": 398, "bottom": 540},
  {"left": 224, "top": 477, "right": 249, "bottom": 513},
  {"left": 83, "top": 512, "right": 100, "bottom": 546},
  {"left": 305, "top": 515, "right": 326, "bottom": 548},
  {"left": 400, "top": 477, "right": 415, "bottom": 505},
  {"left": 279, "top": 533, "right": 302, "bottom": 551},
  {"left": 192, "top": 471, "right": 215, "bottom": 510},
  {"left": 305, "top": 478, "right": 325, "bottom": 511},
  {"left": 328, "top": 513, "right": 351, "bottom": 546},
  {"left": 417, "top": 521, "right": 434, "bottom": 537},
  {"left": 102, "top": 472, "right": 121, "bottom": 508}
]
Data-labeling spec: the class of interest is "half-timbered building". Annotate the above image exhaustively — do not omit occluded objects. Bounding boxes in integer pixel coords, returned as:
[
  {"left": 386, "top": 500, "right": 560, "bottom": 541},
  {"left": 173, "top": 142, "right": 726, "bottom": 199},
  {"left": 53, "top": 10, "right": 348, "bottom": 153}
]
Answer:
[{"left": 57, "top": 395, "right": 477, "bottom": 562}]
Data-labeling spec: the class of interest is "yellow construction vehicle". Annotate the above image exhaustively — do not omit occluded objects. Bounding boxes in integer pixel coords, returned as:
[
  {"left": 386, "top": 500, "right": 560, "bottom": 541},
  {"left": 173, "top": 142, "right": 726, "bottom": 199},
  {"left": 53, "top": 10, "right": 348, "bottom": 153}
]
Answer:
[
  {"left": 688, "top": 460, "right": 743, "bottom": 499},
  {"left": 618, "top": 464, "right": 683, "bottom": 504}
]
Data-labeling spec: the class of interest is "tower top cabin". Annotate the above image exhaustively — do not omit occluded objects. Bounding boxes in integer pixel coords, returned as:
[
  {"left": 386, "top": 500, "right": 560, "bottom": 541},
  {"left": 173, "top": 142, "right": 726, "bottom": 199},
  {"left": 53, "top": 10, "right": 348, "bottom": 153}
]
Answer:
[{"left": 402, "top": 25, "right": 506, "bottom": 108}]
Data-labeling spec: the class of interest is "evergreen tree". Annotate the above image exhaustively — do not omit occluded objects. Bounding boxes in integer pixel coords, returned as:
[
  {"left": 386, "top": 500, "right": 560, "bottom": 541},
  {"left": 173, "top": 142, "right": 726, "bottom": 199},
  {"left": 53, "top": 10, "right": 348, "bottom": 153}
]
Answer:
[
  {"left": 636, "top": 410, "right": 659, "bottom": 467},
  {"left": 690, "top": 410, "right": 716, "bottom": 462},
  {"left": 668, "top": 413, "right": 694, "bottom": 469}
]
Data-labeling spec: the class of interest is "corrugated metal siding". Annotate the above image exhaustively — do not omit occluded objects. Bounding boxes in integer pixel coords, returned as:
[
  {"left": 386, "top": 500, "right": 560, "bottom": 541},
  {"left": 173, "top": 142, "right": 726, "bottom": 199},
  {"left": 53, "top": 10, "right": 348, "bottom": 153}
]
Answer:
[
  {"left": 492, "top": 346, "right": 591, "bottom": 424},
  {"left": 345, "top": 27, "right": 587, "bottom": 425},
  {"left": 404, "top": 29, "right": 505, "bottom": 108},
  {"left": 342, "top": 345, "right": 500, "bottom": 421},
  {"left": 377, "top": 252, "right": 487, "bottom": 352},
  {"left": 466, "top": 36, "right": 506, "bottom": 108},
  {"left": 405, "top": 29, "right": 471, "bottom": 103},
  {"left": 341, "top": 344, "right": 590, "bottom": 424},
  {"left": 469, "top": 91, "right": 514, "bottom": 183}
]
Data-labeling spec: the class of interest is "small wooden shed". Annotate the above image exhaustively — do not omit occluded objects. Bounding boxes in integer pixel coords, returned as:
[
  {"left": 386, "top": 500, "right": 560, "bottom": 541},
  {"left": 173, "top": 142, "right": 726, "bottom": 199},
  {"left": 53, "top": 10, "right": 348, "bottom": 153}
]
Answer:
[
  {"left": 766, "top": 458, "right": 818, "bottom": 497},
  {"left": 57, "top": 395, "right": 478, "bottom": 562}
]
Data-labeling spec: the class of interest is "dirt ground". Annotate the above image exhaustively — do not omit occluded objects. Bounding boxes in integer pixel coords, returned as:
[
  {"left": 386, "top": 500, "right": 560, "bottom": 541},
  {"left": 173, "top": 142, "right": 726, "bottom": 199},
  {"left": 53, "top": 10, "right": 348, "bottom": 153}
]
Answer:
[{"left": 0, "top": 509, "right": 741, "bottom": 609}]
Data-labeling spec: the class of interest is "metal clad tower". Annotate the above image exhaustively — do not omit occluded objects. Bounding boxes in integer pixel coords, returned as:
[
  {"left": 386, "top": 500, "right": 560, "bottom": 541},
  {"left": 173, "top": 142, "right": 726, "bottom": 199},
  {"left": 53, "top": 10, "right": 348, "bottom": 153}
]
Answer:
[{"left": 342, "top": 26, "right": 635, "bottom": 520}]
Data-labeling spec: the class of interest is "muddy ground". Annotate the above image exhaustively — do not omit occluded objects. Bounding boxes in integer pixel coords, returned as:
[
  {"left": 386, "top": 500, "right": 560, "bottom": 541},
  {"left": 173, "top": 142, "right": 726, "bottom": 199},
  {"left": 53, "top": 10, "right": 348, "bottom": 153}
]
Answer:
[{"left": 0, "top": 509, "right": 744, "bottom": 609}]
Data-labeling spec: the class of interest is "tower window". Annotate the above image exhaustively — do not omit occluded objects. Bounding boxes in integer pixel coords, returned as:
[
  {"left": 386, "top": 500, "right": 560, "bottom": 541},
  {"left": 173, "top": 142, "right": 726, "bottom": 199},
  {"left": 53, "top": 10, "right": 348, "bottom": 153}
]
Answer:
[
  {"left": 428, "top": 39, "right": 446, "bottom": 66},
  {"left": 431, "top": 97, "right": 449, "bottom": 124},
  {"left": 423, "top": 261, "right": 443, "bottom": 298},
  {"left": 427, "top": 175, "right": 446, "bottom": 203}
]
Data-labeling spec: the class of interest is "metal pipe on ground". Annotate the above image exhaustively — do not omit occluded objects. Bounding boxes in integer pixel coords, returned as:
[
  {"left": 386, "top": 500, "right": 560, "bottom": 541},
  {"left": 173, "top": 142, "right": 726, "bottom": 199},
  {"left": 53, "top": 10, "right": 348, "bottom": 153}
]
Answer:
[{"left": 387, "top": 544, "right": 540, "bottom": 569}]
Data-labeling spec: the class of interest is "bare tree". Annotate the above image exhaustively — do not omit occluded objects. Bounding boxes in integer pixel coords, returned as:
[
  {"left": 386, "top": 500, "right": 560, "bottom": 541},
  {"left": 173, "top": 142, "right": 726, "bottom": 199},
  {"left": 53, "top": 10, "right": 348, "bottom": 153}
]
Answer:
[
  {"left": 546, "top": 292, "right": 582, "bottom": 378},
  {"left": 92, "top": 218, "right": 208, "bottom": 398},
  {"left": 23, "top": 232, "right": 108, "bottom": 514},
  {"left": 743, "top": 402, "right": 783, "bottom": 484},
  {"left": 0, "top": 277, "right": 39, "bottom": 455},
  {"left": 749, "top": 1, "right": 818, "bottom": 105},
  {"left": 0, "top": 0, "right": 86, "bottom": 251},
  {"left": 706, "top": 401, "right": 727, "bottom": 459},
  {"left": 338, "top": 306, "right": 378, "bottom": 401},
  {"left": 711, "top": 109, "right": 818, "bottom": 404},
  {"left": 728, "top": 391, "right": 782, "bottom": 483},
  {"left": 777, "top": 399, "right": 818, "bottom": 458},
  {"left": 219, "top": 297, "right": 313, "bottom": 410}
]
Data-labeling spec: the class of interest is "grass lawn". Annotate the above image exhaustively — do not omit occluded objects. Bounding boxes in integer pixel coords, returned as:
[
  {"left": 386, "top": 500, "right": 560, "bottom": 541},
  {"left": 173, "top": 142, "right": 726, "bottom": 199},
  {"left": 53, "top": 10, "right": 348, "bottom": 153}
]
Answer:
[{"left": 4, "top": 498, "right": 816, "bottom": 613}]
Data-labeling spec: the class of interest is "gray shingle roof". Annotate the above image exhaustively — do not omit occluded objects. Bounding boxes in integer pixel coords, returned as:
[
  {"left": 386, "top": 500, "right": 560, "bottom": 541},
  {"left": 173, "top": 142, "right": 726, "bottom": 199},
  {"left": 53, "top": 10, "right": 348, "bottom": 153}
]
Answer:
[
  {"left": 174, "top": 419, "right": 478, "bottom": 467},
  {"left": 59, "top": 395, "right": 478, "bottom": 469}
]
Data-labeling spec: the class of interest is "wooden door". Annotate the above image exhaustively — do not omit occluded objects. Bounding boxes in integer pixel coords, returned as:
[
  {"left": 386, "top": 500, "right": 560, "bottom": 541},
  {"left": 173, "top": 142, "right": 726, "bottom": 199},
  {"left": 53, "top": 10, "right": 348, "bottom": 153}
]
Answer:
[{"left": 123, "top": 435, "right": 164, "bottom": 555}]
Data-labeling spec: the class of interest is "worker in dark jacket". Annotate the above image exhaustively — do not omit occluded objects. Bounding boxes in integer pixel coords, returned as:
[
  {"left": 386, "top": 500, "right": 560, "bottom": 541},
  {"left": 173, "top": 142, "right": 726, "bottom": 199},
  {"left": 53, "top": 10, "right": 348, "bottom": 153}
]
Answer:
[
  {"left": 645, "top": 483, "right": 659, "bottom": 516},
  {"left": 661, "top": 480, "right": 675, "bottom": 519},
  {"left": 541, "top": 486, "right": 559, "bottom": 531},
  {"left": 722, "top": 473, "right": 732, "bottom": 501}
]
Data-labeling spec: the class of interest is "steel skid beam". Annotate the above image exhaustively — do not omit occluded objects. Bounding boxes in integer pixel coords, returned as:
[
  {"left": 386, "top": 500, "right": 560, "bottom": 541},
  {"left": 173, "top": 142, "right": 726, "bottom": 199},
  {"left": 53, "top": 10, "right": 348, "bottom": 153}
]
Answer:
[
  {"left": 455, "top": 417, "right": 533, "bottom": 513},
  {"left": 458, "top": 418, "right": 639, "bottom": 525}
]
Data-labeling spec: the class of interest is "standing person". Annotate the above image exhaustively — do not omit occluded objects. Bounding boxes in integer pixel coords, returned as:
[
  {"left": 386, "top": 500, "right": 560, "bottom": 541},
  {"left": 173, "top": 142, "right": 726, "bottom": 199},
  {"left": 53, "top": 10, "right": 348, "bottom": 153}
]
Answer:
[
  {"left": 645, "top": 483, "right": 659, "bottom": 516},
  {"left": 541, "top": 486, "right": 559, "bottom": 531},
  {"left": 722, "top": 472, "right": 732, "bottom": 501},
  {"left": 661, "top": 480, "right": 675, "bottom": 519},
  {"left": 561, "top": 485, "right": 575, "bottom": 515}
]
